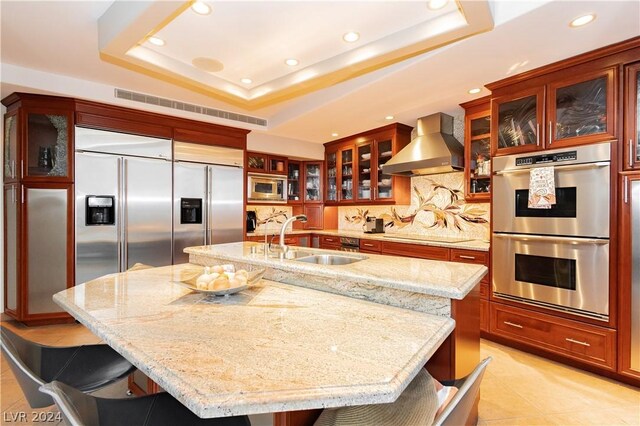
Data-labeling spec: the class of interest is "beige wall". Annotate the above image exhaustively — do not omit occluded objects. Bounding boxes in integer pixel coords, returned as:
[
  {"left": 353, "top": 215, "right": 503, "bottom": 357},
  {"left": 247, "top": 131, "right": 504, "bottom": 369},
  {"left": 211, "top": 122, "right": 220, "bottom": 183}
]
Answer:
[{"left": 247, "top": 132, "right": 324, "bottom": 160}]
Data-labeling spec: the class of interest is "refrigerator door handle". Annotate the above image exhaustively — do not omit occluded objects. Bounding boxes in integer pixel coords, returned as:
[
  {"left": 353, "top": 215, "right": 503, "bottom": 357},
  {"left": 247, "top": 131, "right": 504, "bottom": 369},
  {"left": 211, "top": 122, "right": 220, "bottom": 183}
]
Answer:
[
  {"left": 206, "top": 166, "right": 212, "bottom": 245},
  {"left": 117, "top": 157, "right": 123, "bottom": 271},
  {"left": 122, "top": 157, "right": 129, "bottom": 269}
]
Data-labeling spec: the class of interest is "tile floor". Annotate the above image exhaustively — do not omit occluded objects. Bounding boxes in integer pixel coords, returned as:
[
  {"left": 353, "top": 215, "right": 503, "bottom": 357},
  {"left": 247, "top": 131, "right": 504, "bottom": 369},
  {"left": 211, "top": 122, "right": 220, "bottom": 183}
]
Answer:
[{"left": 1, "top": 321, "right": 639, "bottom": 425}]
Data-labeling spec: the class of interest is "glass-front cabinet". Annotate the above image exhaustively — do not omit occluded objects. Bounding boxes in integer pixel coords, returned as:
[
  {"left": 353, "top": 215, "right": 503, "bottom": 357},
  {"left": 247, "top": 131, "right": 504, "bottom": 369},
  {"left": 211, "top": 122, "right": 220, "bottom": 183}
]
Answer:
[
  {"left": 462, "top": 97, "right": 492, "bottom": 201},
  {"left": 492, "top": 87, "right": 544, "bottom": 155},
  {"left": 625, "top": 62, "right": 640, "bottom": 170},
  {"left": 376, "top": 138, "right": 394, "bottom": 200},
  {"left": 246, "top": 152, "right": 267, "bottom": 172},
  {"left": 24, "top": 110, "right": 73, "bottom": 180},
  {"left": 357, "top": 141, "right": 373, "bottom": 201},
  {"left": 4, "top": 113, "right": 18, "bottom": 182},
  {"left": 287, "top": 161, "right": 301, "bottom": 203},
  {"left": 340, "top": 147, "right": 354, "bottom": 202},
  {"left": 304, "top": 162, "right": 322, "bottom": 203},
  {"left": 547, "top": 67, "right": 615, "bottom": 148},
  {"left": 325, "top": 151, "right": 337, "bottom": 202},
  {"left": 492, "top": 67, "right": 616, "bottom": 156},
  {"left": 324, "top": 123, "right": 412, "bottom": 205}
]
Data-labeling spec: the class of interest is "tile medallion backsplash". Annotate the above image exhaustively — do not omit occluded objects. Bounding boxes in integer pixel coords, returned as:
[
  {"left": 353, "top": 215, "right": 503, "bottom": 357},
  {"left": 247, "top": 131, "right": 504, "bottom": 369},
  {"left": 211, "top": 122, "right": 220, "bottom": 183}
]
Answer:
[
  {"left": 339, "top": 172, "right": 490, "bottom": 241},
  {"left": 247, "top": 205, "right": 293, "bottom": 233}
]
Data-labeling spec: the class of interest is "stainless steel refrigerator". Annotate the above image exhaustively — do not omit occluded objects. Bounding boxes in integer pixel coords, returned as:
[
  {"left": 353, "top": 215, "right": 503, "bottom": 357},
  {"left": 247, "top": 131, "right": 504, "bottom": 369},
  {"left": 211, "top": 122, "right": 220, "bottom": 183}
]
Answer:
[
  {"left": 173, "top": 141, "right": 244, "bottom": 264},
  {"left": 75, "top": 127, "right": 173, "bottom": 284}
]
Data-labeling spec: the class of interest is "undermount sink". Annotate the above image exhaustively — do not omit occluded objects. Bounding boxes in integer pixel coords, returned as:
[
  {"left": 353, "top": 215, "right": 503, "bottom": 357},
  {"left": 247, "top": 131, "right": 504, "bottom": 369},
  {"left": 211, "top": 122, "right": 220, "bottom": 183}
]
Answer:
[{"left": 295, "top": 254, "right": 366, "bottom": 265}]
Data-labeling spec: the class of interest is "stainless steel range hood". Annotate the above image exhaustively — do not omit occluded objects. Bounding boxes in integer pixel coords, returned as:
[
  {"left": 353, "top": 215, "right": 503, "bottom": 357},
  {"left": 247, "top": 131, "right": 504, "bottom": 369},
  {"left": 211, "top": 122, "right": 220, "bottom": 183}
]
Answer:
[{"left": 382, "top": 113, "right": 464, "bottom": 176}]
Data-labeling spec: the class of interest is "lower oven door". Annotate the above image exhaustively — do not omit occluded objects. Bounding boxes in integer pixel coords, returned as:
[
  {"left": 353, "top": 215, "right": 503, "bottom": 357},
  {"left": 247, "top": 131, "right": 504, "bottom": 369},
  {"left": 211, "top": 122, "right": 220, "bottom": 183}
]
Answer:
[{"left": 492, "top": 233, "right": 609, "bottom": 320}]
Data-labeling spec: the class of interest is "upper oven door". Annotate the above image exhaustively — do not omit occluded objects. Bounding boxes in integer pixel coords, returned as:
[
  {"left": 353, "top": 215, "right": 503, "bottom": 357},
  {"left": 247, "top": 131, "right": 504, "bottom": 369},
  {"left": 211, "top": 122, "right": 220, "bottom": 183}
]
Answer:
[{"left": 493, "top": 162, "right": 610, "bottom": 237}]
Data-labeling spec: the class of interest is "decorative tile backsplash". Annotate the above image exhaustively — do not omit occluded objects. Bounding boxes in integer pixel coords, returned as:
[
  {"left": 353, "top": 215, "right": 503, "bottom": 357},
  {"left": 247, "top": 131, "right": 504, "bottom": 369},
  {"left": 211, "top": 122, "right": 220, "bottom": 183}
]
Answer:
[
  {"left": 339, "top": 172, "right": 490, "bottom": 241},
  {"left": 247, "top": 205, "right": 293, "bottom": 233}
]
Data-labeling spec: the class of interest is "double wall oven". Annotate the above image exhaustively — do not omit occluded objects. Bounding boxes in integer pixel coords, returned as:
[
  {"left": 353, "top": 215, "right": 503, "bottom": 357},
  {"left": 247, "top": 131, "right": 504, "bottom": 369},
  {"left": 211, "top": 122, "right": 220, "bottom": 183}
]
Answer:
[{"left": 492, "top": 142, "right": 611, "bottom": 321}]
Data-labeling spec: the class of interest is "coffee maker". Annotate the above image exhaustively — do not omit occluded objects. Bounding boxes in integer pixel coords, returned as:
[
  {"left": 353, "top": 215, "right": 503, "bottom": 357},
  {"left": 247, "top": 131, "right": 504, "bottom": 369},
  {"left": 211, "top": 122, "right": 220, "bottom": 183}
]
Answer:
[
  {"left": 364, "top": 216, "right": 384, "bottom": 233},
  {"left": 246, "top": 211, "right": 257, "bottom": 232}
]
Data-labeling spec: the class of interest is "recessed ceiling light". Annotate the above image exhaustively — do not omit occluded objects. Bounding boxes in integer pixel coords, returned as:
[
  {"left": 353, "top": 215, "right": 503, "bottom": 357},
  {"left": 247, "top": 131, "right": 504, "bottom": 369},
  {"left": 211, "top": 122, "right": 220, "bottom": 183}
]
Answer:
[
  {"left": 241, "top": 78, "right": 253, "bottom": 84},
  {"left": 343, "top": 32, "right": 360, "bottom": 43},
  {"left": 468, "top": 88, "right": 481, "bottom": 94},
  {"left": 385, "top": 115, "right": 394, "bottom": 120},
  {"left": 285, "top": 59, "right": 299, "bottom": 66},
  {"left": 148, "top": 36, "right": 165, "bottom": 47},
  {"left": 570, "top": 14, "right": 596, "bottom": 27},
  {"left": 427, "top": 0, "right": 448, "bottom": 10},
  {"left": 191, "top": 1, "right": 211, "bottom": 15},
  {"left": 331, "top": 133, "right": 339, "bottom": 137}
]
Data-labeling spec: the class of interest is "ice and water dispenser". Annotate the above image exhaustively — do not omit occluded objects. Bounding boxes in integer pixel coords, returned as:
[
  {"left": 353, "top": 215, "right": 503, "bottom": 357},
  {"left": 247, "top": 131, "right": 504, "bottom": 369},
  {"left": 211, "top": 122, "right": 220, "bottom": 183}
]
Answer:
[
  {"left": 180, "top": 198, "right": 202, "bottom": 224},
  {"left": 85, "top": 196, "right": 115, "bottom": 226}
]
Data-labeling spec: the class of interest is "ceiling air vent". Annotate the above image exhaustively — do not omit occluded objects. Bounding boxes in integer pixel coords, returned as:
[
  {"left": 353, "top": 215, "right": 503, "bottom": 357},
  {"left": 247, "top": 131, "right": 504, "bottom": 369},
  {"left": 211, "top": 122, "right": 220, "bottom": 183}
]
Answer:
[{"left": 114, "top": 89, "right": 268, "bottom": 127}]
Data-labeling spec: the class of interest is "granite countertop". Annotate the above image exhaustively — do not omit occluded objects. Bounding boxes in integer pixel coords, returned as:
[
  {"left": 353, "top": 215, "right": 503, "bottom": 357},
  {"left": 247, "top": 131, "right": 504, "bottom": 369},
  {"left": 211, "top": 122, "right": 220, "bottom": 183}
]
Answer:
[
  {"left": 186, "top": 242, "right": 487, "bottom": 300},
  {"left": 53, "top": 264, "right": 454, "bottom": 419},
  {"left": 247, "top": 229, "right": 490, "bottom": 252}
]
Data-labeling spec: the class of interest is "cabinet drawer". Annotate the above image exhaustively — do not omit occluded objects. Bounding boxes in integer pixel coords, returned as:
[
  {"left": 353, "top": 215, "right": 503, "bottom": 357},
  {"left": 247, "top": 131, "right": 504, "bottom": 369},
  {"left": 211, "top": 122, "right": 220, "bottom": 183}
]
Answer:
[
  {"left": 282, "top": 236, "right": 299, "bottom": 246},
  {"left": 450, "top": 249, "right": 488, "bottom": 265},
  {"left": 490, "top": 303, "right": 616, "bottom": 370},
  {"left": 480, "top": 300, "right": 489, "bottom": 332},
  {"left": 359, "top": 239, "right": 382, "bottom": 252},
  {"left": 319, "top": 235, "right": 340, "bottom": 247},
  {"left": 382, "top": 241, "right": 449, "bottom": 261}
]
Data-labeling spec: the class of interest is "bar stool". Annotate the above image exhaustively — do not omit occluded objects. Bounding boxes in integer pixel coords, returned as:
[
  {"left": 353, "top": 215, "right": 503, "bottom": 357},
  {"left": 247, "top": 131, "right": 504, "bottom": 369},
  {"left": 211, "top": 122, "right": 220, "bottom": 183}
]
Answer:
[
  {"left": 1, "top": 325, "right": 135, "bottom": 408},
  {"left": 40, "top": 380, "right": 251, "bottom": 426}
]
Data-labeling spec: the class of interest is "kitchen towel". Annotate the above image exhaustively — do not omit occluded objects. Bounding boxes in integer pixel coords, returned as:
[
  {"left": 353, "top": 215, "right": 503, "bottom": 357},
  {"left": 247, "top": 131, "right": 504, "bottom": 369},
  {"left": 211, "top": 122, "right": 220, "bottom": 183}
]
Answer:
[{"left": 528, "top": 166, "right": 556, "bottom": 209}]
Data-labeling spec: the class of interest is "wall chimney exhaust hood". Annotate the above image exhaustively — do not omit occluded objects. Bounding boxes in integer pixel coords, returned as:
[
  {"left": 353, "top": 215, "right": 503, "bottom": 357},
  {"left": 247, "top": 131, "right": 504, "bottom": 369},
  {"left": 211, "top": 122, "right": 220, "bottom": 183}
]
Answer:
[{"left": 382, "top": 113, "right": 464, "bottom": 176}]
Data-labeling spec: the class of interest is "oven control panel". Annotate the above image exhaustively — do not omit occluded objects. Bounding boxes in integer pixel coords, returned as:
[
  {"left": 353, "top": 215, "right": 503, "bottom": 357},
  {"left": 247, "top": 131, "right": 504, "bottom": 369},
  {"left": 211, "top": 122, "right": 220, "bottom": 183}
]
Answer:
[{"left": 516, "top": 150, "right": 577, "bottom": 166}]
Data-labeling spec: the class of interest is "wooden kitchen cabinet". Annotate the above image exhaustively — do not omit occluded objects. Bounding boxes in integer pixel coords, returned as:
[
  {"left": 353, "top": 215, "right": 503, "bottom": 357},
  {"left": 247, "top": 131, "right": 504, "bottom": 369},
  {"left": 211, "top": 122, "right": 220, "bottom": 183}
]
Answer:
[
  {"left": 2, "top": 93, "right": 75, "bottom": 324},
  {"left": 303, "top": 162, "right": 323, "bottom": 203},
  {"left": 618, "top": 172, "right": 640, "bottom": 381},
  {"left": 246, "top": 151, "right": 287, "bottom": 175},
  {"left": 490, "top": 65, "right": 617, "bottom": 156},
  {"left": 302, "top": 204, "right": 324, "bottom": 230},
  {"left": 324, "top": 123, "right": 412, "bottom": 205},
  {"left": 490, "top": 302, "right": 616, "bottom": 371},
  {"left": 287, "top": 160, "right": 302, "bottom": 203},
  {"left": 359, "top": 239, "right": 382, "bottom": 253},
  {"left": 461, "top": 97, "right": 492, "bottom": 202},
  {"left": 624, "top": 62, "right": 640, "bottom": 170}
]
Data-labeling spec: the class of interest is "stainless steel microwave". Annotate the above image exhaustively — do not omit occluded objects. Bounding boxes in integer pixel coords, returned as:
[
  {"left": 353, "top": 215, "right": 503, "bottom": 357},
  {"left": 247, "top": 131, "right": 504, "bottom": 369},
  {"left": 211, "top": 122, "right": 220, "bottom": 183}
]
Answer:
[{"left": 247, "top": 173, "right": 287, "bottom": 203}]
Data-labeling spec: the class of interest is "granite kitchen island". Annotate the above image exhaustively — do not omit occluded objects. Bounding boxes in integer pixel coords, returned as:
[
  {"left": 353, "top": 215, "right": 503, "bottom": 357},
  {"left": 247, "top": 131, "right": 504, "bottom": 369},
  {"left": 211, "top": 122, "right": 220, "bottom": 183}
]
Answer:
[{"left": 54, "top": 243, "right": 487, "bottom": 425}]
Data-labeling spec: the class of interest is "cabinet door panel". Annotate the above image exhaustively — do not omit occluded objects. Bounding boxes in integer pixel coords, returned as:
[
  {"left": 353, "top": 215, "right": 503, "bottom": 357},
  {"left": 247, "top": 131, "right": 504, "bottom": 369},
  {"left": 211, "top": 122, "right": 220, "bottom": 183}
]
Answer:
[
  {"left": 339, "top": 148, "right": 354, "bottom": 201},
  {"left": 549, "top": 68, "right": 615, "bottom": 148},
  {"left": 356, "top": 142, "right": 373, "bottom": 201},
  {"left": 624, "top": 63, "right": 640, "bottom": 170},
  {"left": 629, "top": 178, "right": 640, "bottom": 372},
  {"left": 376, "top": 138, "right": 394, "bottom": 200},
  {"left": 325, "top": 151, "right": 338, "bottom": 202},
  {"left": 24, "top": 110, "right": 73, "bottom": 180},
  {"left": 4, "top": 185, "right": 19, "bottom": 312},
  {"left": 26, "top": 186, "right": 70, "bottom": 314},
  {"left": 4, "top": 114, "right": 18, "bottom": 182},
  {"left": 287, "top": 161, "right": 301, "bottom": 203},
  {"left": 304, "top": 162, "right": 323, "bottom": 203},
  {"left": 493, "top": 88, "right": 544, "bottom": 155}
]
